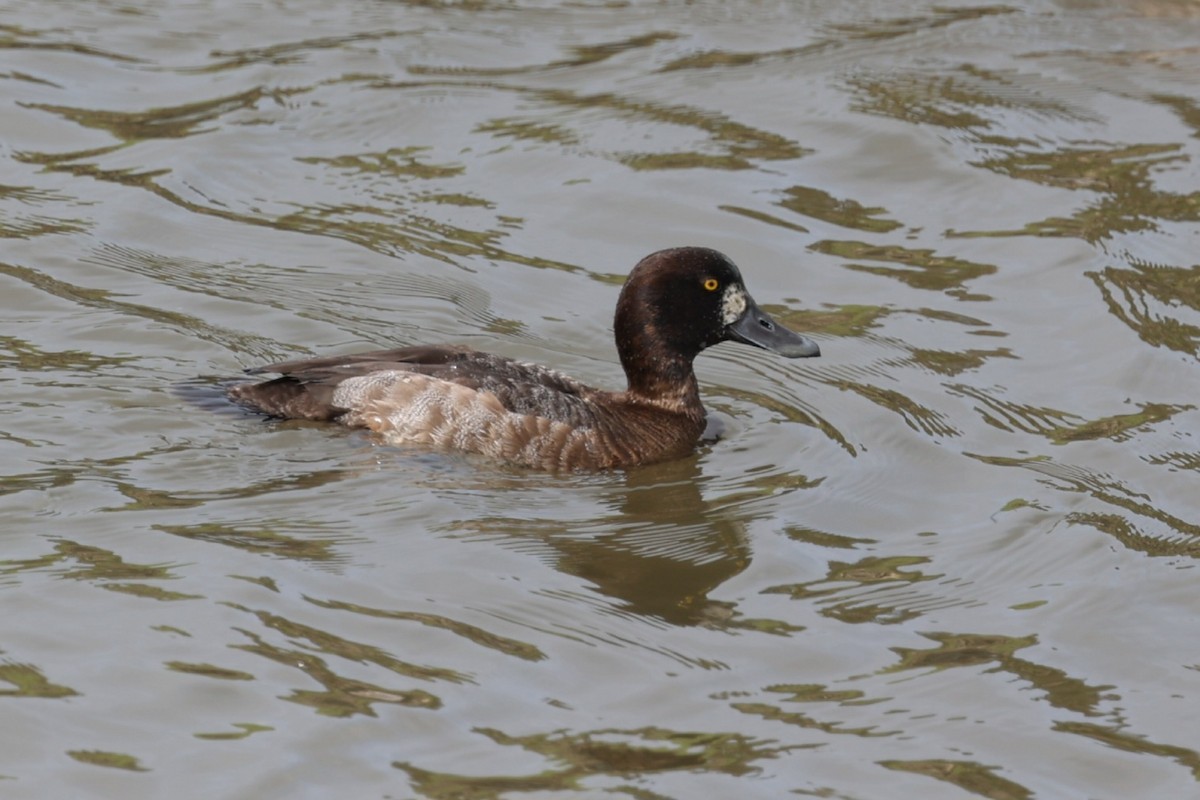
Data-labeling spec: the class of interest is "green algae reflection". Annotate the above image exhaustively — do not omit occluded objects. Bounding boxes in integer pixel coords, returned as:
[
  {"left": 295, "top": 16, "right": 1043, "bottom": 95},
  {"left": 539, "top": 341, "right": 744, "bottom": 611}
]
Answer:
[
  {"left": 1043, "top": 403, "right": 1192, "bottom": 445},
  {"left": 28, "top": 87, "right": 276, "bottom": 142},
  {"left": 881, "top": 759, "right": 1031, "bottom": 800},
  {"left": 810, "top": 240, "right": 995, "bottom": 298},
  {"left": 395, "top": 726, "right": 797, "bottom": 798},
  {"left": 884, "top": 632, "right": 1112, "bottom": 716},
  {"left": 1091, "top": 260, "right": 1200, "bottom": 359},
  {"left": 0, "top": 663, "right": 78, "bottom": 699},
  {"left": 232, "top": 627, "right": 441, "bottom": 718},
  {"left": 66, "top": 750, "right": 149, "bottom": 772},
  {"left": 1054, "top": 722, "right": 1200, "bottom": 781},
  {"left": 775, "top": 185, "right": 902, "bottom": 233},
  {"left": 764, "top": 555, "right": 940, "bottom": 625},
  {"left": 732, "top": 683, "right": 898, "bottom": 739},
  {"left": 957, "top": 142, "right": 1200, "bottom": 243},
  {"left": 306, "top": 596, "right": 545, "bottom": 662}
]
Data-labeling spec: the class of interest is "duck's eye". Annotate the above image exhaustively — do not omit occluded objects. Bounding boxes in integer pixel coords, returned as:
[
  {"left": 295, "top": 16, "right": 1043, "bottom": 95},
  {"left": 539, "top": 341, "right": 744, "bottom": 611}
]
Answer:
[{"left": 703, "top": 278, "right": 719, "bottom": 292}]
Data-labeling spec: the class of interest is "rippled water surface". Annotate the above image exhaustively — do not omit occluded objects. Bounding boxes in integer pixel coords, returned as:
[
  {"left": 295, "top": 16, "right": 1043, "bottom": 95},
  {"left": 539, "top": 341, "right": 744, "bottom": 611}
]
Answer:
[{"left": 3, "top": 1, "right": 1200, "bottom": 797}]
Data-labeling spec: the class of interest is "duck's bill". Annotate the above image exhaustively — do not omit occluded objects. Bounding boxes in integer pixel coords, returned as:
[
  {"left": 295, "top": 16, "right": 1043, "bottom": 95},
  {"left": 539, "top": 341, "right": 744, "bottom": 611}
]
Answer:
[{"left": 728, "top": 299, "right": 821, "bottom": 358}]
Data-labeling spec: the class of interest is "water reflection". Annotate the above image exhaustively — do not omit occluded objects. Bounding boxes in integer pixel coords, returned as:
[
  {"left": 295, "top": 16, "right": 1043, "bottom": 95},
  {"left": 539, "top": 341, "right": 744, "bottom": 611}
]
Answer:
[
  {"left": 1091, "top": 259, "right": 1200, "bottom": 358},
  {"left": 465, "top": 83, "right": 811, "bottom": 169},
  {"left": 165, "top": 661, "right": 254, "bottom": 682},
  {"left": 201, "top": 30, "right": 412, "bottom": 74},
  {"left": 4, "top": 539, "right": 177, "bottom": 582},
  {"left": 154, "top": 520, "right": 347, "bottom": 562},
  {"left": 950, "top": 384, "right": 1079, "bottom": 437},
  {"left": 968, "top": 453, "right": 1200, "bottom": 557},
  {"left": 444, "top": 459, "right": 756, "bottom": 628},
  {"left": 395, "top": 725, "right": 793, "bottom": 798},
  {"left": 966, "top": 142, "right": 1200, "bottom": 242},
  {"left": 232, "top": 624, "right": 442, "bottom": 717},
  {"left": 308, "top": 597, "right": 546, "bottom": 662},
  {"left": 849, "top": 65, "right": 1085, "bottom": 131},
  {"left": 828, "top": 378, "right": 959, "bottom": 438},
  {"left": 775, "top": 185, "right": 902, "bottom": 233},
  {"left": 0, "top": 662, "right": 78, "bottom": 699},
  {"left": 732, "top": 682, "right": 897, "bottom": 738},
  {"left": 0, "top": 183, "right": 90, "bottom": 239},
  {"left": 1052, "top": 722, "right": 1200, "bottom": 781},
  {"left": 880, "top": 759, "right": 1031, "bottom": 799},
  {"left": 1153, "top": 93, "right": 1200, "bottom": 137},
  {"left": 810, "top": 240, "right": 996, "bottom": 299},
  {"left": 4, "top": 0, "right": 1200, "bottom": 796},
  {"left": 0, "top": 259, "right": 281, "bottom": 360},
  {"left": 65, "top": 750, "right": 149, "bottom": 773},
  {"left": 660, "top": 5, "right": 1019, "bottom": 71},
  {"left": 884, "top": 632, "right": 1110, "bottom": 715},
  {"left": 765, "top": 554, "right": 943, "bottom": 625},
  {"left": 193, "top": 722, "right": 272, "bottom": 742},
  {"left": 411, "top": 31, "right": 680, "bottom": 77},
  {"left": 27, "top": 88, "right": 270, "bottom": 140}
]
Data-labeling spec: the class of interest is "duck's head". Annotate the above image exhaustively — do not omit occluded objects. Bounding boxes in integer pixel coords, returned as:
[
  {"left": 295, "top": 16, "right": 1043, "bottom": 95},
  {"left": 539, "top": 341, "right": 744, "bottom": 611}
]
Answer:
[{"left": 614, "top": 247, "right": 820, "bottom": 394}]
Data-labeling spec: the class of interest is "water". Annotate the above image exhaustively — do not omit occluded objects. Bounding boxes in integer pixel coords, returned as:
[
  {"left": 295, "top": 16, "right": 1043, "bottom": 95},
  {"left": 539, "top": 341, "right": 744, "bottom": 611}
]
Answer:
[{"left": 2, "top": 1, "right": 1199, "bottom": 797}]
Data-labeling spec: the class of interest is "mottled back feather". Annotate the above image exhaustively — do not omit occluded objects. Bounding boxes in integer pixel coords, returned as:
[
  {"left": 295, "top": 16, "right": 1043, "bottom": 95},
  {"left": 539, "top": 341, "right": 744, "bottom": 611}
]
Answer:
[{"left": 231, "top": 345, "right": 609, "bottom": 429}]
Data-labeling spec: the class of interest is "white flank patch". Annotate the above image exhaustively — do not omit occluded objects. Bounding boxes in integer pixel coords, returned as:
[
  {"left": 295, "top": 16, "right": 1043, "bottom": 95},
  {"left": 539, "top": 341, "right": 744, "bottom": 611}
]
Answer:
[{"left": 721, "top": 285, "right": 748, "bottom": 325}]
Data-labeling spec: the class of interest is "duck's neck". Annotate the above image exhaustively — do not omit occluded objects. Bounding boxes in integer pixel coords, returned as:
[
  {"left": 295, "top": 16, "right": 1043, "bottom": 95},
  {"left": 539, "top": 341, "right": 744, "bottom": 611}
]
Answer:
[{"left": 615, "top": 317, "right": 704, "bottom": 415}]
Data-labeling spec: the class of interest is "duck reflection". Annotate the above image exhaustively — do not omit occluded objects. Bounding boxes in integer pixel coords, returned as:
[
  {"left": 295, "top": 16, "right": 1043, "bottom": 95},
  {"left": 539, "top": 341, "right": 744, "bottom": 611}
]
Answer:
[
  {"left": 452, "top": 454, "right": 781, "bottom": 628},
  {"left": 179, "top": 379, "right": 781, "bottom": 626},
  {"left": 550, "top": 457, "right": 749, "bottom": 627}
]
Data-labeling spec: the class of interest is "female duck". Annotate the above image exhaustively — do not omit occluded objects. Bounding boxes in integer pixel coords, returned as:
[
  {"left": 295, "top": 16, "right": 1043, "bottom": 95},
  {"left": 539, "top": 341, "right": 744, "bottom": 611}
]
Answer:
[{"left": 228, "top": 247, "right": 820, "bottom": 471}]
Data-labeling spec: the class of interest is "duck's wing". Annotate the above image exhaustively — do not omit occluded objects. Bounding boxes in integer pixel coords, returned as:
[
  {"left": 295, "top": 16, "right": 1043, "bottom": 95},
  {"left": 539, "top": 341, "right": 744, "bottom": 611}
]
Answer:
[
  {"left": 228, "top": 345, "right": 607, "bottom": 427},
  {"left": 243, "top": 345, "right": 474, "bottom": 377}
]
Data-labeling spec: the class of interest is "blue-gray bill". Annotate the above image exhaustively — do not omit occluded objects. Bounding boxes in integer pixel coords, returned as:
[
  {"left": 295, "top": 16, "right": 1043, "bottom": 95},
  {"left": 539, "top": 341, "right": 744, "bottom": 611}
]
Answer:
[{"left": 727, "top": 298, "right": 821, "bottom": 358}]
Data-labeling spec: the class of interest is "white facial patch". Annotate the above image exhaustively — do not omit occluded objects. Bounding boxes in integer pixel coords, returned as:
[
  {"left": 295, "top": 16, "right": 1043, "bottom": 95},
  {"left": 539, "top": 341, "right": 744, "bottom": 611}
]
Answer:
[{"left": 721, "top": 284, "right": 748, "bottom": 325}]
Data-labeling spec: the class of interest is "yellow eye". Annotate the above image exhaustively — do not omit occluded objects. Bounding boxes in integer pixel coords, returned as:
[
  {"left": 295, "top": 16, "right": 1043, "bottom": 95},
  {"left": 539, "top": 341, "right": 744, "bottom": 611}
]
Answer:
[{"left": 703, "top": 278, "right": 719, "bottom": 292}]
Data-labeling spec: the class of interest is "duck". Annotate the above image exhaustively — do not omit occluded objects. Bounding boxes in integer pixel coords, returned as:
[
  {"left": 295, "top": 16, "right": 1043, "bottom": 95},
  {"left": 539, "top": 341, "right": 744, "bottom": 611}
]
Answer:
[{"left": 227, "top": 246, "right": 820, "bottom": 471}]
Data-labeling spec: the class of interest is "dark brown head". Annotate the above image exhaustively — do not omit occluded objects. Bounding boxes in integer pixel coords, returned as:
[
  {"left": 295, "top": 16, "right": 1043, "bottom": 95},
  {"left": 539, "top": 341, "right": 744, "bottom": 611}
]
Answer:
[{"left": 613, "top": 247, "right": 819, "bottom": 398}]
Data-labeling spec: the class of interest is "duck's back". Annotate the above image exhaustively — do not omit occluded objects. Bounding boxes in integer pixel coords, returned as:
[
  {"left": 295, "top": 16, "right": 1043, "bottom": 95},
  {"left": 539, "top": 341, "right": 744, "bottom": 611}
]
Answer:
[{"left": 227, "top": 345, "right": 702, "bottom": 470}]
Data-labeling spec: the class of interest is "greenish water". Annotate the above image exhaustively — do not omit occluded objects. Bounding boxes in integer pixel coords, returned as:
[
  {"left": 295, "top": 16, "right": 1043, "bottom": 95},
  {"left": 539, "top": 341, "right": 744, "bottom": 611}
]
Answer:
[{"left": 2, "top": 1, "right": 1199, "bottom": 798}]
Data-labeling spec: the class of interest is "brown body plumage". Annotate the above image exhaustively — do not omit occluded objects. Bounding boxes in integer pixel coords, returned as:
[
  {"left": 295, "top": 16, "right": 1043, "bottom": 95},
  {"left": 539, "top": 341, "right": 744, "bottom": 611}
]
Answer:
[{"left": 227, "top": 247, "right": 820, "bottom": 470}]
